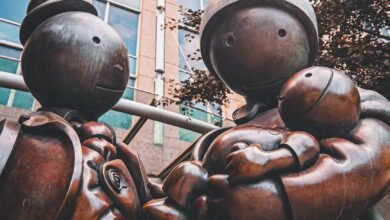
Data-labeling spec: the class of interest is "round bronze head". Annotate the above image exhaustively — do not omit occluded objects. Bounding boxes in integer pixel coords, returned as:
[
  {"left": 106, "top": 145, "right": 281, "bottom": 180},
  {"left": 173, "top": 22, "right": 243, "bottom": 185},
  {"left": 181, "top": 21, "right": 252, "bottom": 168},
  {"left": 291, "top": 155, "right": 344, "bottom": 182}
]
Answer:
[
  {"left": 278, "top": 67, "right": 361, "bottom": 138},
  {"left": 201, "top": 0, "right": 319, "bottom": 100},
  {"left": 21, "top": 12, "right": 129, "bottom": 119}
]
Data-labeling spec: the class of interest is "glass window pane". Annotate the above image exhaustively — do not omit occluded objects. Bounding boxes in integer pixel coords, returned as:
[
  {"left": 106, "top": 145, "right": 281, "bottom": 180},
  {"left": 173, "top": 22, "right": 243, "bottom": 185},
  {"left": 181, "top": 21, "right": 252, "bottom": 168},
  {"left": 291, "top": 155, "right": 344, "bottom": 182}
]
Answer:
[
  {"left": 128, "top": 78, "right": 135, "bottom": 87},
  {"left": 12, "top": 90, "right": 34, "bottom": 109},
  {"left": 194, "top": 102, "right": 207, "bottom": 111},
  {"left": 178, "top": 29, "right": 205, "bottom": 71},
  {"left": 0, "top": 21, "right": 21, "bottom": 44},
  {"left": 179, "top": 104, "right": 206, "bottom": 142},
  {"left": 0, "top": 0, "right": 29, "bottom": 23},
  {"left": 178, "top": 0, "right": 201, "bottom": 22},
  {"left": 0, "top": 87, "right": 10, "bottom": 105},
  {"left": 130, "top": 57, "right": 137, "bottom": 75},
  {"left": 112, "top": 0, "right": 140, "bottom": 9},
  {"left": 0, "top": 57, "right": 19, "bottom": 73},
  {"left": 93, "top": 0, "right": 106, "bottom": 20},
  {"left": 192, "top": 108, "right": 208, "bottom": 122},
  {"left": 123, "top": 87, "right": 134, "bottom": 100},
  {"left": 0, "top": 45, "right": 22, "bottom": 59},
  {"left": 179, "top": 128, "right": 201, "bottom": 142},
  {"left": 210, "top": 114, "right": 222, "bottom": 126},
  {"left": 203, "top": 0, "right": 209, "bottom": 8},
  {"left": 108, "top": 6, "right": 139, "bottom": 56},
  {"left": 99, "top": 110, "right": 132, "bottom": 129},
  {"left": 210, "top": 103, "right": 221, "bottom": 115},
  {"left": 179, "top": 70, "right": 190, "bottom": 82},
  {"left": 178, "top": 0, "right": 201, "bottom": 10},
  {"left": 98, "top": 80, "right": 134, "bottom": 129}
]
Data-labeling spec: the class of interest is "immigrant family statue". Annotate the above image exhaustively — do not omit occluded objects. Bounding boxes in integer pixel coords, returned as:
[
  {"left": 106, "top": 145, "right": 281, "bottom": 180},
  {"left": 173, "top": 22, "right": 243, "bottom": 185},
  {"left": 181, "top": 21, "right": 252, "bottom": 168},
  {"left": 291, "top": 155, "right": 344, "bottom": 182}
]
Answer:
[{"left": 0, "top": 0, "right": 388, "bottom": 219}]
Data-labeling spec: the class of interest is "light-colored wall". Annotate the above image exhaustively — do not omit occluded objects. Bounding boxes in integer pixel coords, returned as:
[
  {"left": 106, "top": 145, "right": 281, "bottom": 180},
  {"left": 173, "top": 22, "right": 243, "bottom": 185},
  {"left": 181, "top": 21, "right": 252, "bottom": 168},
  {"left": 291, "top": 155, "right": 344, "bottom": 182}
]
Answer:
[
  {"left": 136, "top": 0, "right": 157, "bottom": 95},
  {"left": 129, "top": 0, "right": 185, "bottom": 176}
]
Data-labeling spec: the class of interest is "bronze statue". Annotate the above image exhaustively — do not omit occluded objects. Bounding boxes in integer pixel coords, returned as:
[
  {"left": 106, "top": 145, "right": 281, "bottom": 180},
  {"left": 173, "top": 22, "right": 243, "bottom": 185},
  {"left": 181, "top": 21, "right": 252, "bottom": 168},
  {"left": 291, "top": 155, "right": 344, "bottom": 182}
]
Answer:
[
  {"left": 144, "top": 0, "right": 390, "bottom": 219},
  {"left": 0, "top": 0, "right": 388, "bottom": 219},
  {"left": 0, "top": 0, "right": 150, "bottom": 219}
]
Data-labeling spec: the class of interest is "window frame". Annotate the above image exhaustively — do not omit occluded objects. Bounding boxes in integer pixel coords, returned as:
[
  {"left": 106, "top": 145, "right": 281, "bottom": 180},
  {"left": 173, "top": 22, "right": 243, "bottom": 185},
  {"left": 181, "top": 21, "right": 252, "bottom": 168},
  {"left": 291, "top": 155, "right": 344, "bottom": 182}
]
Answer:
[
  {"left": 96, "top": 0, "right": 141, "bottom": 85},
  {"left": 94, "top": 0, "right": 141, "bottom": 129},
  {"left": 178, "top": 26, "right": 200, "bottom": 79},
  {"left": 177, "top": 0, "right": 206, "bottom": 79},
  {"left": 0, "top": 13, "right": 36, "bottom": 110},
  {"left": 177, "top": 0, "right": 224, "bottom": 123},
  {"left": 0, "top": 17, "right": 23, "bottom": 50}
]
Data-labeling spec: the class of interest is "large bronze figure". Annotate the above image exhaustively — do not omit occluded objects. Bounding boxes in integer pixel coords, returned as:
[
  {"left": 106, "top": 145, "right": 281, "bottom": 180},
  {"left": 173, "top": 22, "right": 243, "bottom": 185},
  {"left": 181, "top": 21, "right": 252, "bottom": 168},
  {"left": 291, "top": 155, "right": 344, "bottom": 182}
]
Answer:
[
  {"left": 0, "top": 0, "right": 150, "bottom": 219},
  {"left": 144, "top": 0, "right": 390, "bottom": 219},
  {"left": 0, "top": 0, "right": 388, "bottom": 219}
]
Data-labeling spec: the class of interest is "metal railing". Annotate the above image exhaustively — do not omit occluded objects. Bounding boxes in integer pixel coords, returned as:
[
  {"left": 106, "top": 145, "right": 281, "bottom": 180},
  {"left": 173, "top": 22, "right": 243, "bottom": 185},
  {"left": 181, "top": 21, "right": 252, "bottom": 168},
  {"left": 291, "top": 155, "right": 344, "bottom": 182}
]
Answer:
[{"left": 0, "top": 73, "right": 218, "bottom": 134}]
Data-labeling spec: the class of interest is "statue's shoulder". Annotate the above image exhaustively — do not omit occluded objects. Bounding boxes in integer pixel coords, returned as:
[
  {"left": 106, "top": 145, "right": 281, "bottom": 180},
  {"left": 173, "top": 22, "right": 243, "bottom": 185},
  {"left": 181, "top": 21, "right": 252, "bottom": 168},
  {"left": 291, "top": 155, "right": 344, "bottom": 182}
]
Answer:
[{"left": 0, "top": 111, "right": 83, "bottom": 219}]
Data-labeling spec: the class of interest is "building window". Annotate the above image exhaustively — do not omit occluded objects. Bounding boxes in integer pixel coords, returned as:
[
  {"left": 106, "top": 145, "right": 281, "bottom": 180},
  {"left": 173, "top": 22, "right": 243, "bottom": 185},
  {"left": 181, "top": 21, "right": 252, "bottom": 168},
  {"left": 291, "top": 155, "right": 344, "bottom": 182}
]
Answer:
[
  {"left": 94, "top": 0, "right": 140, "bottom": 129},
  {"left": 178, "top": 28, "right": 205, "bottom": 82},
  {"left": 99, "top": 87, "right": 135, "bottom": 129},
  {"left": 0, "top": 0, "right": 35, "bottom": 110},
  {"left": 0, "top": 0, "right": 28, "bottom": 44},
  {"left": 93, "top": 0, "right": 139, "bottom": 85},
  {"left": 177, "top": 0, "right": 208, "bottom": 83},
  {"left": 177, "top": 0, "right": 222, "bottom": 142},
  {"left": 179, "top": 101, "right": 222, "bottom": 142}
]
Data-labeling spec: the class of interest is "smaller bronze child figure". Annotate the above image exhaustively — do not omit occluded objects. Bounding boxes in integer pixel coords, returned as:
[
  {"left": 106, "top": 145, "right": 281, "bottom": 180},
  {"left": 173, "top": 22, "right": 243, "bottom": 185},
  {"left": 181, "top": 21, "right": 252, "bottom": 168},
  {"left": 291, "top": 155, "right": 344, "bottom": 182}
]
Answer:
[
  {"left": 0, "top": 0, "right": 150, "bottom": 219},
  {"left": 278, "top": 66, "right": 361, "bottom": 138}
]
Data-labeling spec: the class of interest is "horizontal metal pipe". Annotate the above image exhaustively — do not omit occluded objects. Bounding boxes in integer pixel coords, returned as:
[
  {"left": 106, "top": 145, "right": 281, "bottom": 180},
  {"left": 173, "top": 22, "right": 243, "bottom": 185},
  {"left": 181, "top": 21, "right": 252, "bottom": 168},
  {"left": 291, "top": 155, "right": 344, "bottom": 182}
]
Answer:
[
  {"left": 114, "top": 99, "right": 218, "bottom": 134},
  {"left": 0, "top": 72, "right": 29, "bottom": 91},
  {"left": 0, "top": 73, "right": 218, "bottom": 133}
]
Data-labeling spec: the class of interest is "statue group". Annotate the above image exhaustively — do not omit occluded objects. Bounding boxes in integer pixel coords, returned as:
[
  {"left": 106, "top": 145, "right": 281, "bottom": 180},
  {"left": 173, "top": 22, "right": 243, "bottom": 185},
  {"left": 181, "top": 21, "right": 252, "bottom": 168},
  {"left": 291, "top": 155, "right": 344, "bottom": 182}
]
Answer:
[{"left": 0, "top": 0, "right": 388, "bottom": 219}]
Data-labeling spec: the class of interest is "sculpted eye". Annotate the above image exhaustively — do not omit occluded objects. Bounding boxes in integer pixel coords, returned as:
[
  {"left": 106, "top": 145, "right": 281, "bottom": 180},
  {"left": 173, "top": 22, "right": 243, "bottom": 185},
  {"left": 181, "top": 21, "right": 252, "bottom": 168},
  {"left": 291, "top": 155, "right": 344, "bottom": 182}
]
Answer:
[
  {"left": 93, "top": 36, "right": 101, "bottom": 44},
  {"left": 226, "top": 34, "right": 234, "bottom": 46},
  {"left": 278, "top": 29, "right": 287, "bottom": 38}
]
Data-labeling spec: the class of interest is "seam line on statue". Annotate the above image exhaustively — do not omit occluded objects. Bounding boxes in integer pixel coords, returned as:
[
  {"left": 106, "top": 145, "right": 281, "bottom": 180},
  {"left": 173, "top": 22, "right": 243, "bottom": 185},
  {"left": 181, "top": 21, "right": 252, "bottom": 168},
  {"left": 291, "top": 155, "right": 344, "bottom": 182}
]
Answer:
[
  {"left": 280, "top": 143, "right": 301, "bottom": 170},
  {"left": 302, "top": 68, "right": 335, "bottom": 116},
  {"left": 95, "top": 85, "right": 125, "bottom": 93}
]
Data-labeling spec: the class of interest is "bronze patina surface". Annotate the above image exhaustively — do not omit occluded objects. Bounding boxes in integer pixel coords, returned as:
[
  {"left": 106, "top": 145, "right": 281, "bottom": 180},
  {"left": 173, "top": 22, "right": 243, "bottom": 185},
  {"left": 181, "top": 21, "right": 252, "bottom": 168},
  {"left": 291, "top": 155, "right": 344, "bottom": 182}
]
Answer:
[
  {"left": 201, "top": 0, "right": 318, "bottom": 100},
  {"left": 144, "top": 0, "right": 390, "bottom": 219},
  {"left": 0, "top": 0, "right": 149, "bottom": 219},
  {"left": 21, "top": 10, "right": 129, "bottom": 120},
  {"left": 0, "top": 0, "right": 388, "bottom": 219},
  {"left": 279, "top": 66, "right": 361, "bottom": 138}
]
